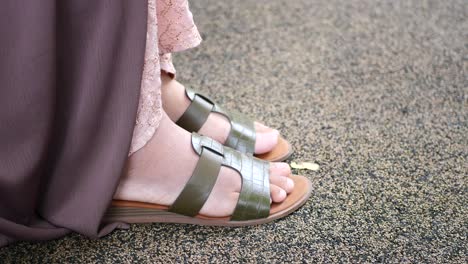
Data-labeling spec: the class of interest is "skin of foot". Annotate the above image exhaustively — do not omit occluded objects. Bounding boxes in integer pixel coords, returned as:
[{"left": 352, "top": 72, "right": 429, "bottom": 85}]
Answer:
[
  {"left": 114, "top": 112, "right": 295, "bottom": 218},
  {"left": 160, "top": 72, "right": 280, "bottom": 155}
]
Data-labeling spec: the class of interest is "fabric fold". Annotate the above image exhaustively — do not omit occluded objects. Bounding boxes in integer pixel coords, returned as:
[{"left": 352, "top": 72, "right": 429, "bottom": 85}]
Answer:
[{"left": 0, "top": 0, "right": 148, "bottom": 247}]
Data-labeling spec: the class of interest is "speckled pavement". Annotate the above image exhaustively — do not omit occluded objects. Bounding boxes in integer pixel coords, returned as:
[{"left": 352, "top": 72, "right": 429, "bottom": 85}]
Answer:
[{"left": 1, "top": 0, "right": 466, "bottom": 262}]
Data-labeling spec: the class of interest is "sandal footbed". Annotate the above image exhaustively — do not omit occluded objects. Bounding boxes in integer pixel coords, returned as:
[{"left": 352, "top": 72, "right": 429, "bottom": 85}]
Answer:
[{"left": 255, "top": 136, "right": 293, "bottom": 162}]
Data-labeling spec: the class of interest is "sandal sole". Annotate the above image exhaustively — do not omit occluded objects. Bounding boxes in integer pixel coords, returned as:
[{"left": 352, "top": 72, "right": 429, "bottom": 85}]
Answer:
[
  {"left": 255, "top": 136, "right": 293, "bottom": 162},
  {"left": 103, "top": 175, "right": 312, "bottom": 226}
]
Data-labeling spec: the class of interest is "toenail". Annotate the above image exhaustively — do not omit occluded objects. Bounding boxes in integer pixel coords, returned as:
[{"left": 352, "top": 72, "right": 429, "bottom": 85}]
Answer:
[
  {"left": 273, "top": 162, "right": 290, "bottom": 170},
  {"left": 279, "top": 189, "right": 286, "bottom": 198},
  {"left": 286, "top": 178, "right": 294, "bottom": 189},
  {"left": 271, "top": 129, "right": 280, "bottom": 138}
]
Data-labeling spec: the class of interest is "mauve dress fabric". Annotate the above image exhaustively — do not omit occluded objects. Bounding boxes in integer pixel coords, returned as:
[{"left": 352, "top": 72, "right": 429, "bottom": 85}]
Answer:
[{"left": 0, "top": 0, "right": 148, "bottom": 247}]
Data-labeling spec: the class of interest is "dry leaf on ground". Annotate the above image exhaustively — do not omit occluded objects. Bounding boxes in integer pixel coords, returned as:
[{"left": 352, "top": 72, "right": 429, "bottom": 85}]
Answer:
[{"left": 290, "top": 161, "right": 320, "bottom": 171}]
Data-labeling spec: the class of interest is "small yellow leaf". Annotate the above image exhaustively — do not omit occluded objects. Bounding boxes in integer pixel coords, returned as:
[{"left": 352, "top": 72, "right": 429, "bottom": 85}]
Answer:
[{"left": 290, "top": 161, "right": 320, "bottom": 171}]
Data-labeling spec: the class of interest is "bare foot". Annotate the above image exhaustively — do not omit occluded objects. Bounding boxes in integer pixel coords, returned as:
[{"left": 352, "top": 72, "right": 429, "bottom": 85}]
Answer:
[
  {"left": 161, "top": 72, "right": 280, "bottom": 155},
  {"left": 114, "top": 112, "right": 294, "bottom": 217}
]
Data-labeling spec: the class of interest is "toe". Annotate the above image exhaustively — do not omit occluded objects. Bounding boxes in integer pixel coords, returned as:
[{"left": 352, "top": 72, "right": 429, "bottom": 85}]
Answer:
[
  {"left": 270, "top": 174, "right": 294, "bottom": 194},
  {"left": 269, "top": 162, "right": 292, "bottom": 177},
  {"left": 254, "top": 128, "right": 279, "bottom": 154},
  {"left": 270, "top": 184, "right": 287, "bottom": 203},
  {"left": 254, "top": 122, "right": 275, "bottom": 133}
]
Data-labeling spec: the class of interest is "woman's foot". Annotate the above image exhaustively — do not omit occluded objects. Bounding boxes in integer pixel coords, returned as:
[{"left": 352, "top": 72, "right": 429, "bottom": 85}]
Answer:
[
  {"left": 114, "top": 112, "right": 294, "bottom": 218},
  {"left": 161, "top": 72, "right": 280, "bottom": 155}
]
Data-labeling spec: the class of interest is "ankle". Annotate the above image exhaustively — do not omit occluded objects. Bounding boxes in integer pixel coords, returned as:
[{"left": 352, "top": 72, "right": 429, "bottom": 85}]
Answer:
[
  {"left": 115, "top": 113, "right": 199, "bottom": 204},
  {"left": 161, "top": 75, "right": 190, "bottom": 121}
]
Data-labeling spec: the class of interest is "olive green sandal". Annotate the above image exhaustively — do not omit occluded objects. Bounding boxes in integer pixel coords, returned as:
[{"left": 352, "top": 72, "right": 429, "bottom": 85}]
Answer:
[
  {"left": 175, "top": 88, "right": 293, "bottom": 162},
  {"left": 103, "top": 133, "right": 311, "bottom": 226}
]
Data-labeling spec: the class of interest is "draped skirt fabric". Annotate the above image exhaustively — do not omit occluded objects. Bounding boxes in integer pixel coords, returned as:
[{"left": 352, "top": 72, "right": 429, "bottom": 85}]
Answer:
[{"left": 0, "top": 0, "right": 149, "bottom": 247}]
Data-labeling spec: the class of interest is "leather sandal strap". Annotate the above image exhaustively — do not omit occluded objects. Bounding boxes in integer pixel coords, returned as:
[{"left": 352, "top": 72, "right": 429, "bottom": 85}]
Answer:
[
  {"left": 230, "top": 153, "right": 270, "bottom": 220},
  {"left": 190, "top": 133, "right": 270, "bottom": 221},
  {"left": 168, "top": 144, "right": 223, "bottom": 216},
  {"left": 176, "top": 94, "right": 214, "bottom": 132},
  {"left": 177, "top": 88, "right": 256, "bottom": 154},
  {"left": 221, "top": 110, "right": 256, "bottom": 154}
]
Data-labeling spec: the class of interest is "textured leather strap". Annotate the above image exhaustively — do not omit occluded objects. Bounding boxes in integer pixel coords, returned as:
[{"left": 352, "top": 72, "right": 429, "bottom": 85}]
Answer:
[
  {"left": 177, "top": 88, "right": 256, "bottom": 154},
  {"left": 222, "top": 110, "right": 256, "bottom": 154},
  {"left": 230, "top": 153, "right": 270, "bottom": 220},
  {"left": 176, "top": 94, "right": 214, "bottom": 132},
  {"left": 190, "top": 133, "right": 270, "bottom": 221},
  {"left": 168, "top": 145, "right": 223, "bottom": 216}
]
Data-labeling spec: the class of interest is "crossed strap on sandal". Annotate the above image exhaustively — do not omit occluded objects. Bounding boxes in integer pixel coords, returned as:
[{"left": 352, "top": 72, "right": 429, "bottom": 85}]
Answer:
[
  {"left": 176, "top": 88, "right": 257, "bottom": 155},
  {"left": 169, "top": 133, "right": 270, "bottom": 221}
]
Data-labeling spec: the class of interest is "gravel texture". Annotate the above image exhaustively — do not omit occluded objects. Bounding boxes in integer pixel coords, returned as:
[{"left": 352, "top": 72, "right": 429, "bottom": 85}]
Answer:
[{"left": 1, "top": 0, "right": 467, "bottom": 262}]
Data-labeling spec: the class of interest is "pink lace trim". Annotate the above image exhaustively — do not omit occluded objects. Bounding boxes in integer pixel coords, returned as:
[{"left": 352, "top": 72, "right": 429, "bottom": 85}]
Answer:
[{"left": 130, "top": 0, "right": 201, "bottom": 155}]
